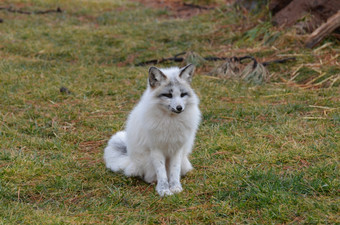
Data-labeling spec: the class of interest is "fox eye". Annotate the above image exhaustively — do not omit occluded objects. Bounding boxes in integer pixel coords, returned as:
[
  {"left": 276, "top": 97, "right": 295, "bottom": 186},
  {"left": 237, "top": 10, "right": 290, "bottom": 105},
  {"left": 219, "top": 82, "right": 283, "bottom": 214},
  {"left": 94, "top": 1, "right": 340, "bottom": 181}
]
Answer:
[
  {"left": 161, "top": 93, "right": 172, "bottom": 98},
  {"left": 181, "top": 93, "right": 188, "bottom": 97}
]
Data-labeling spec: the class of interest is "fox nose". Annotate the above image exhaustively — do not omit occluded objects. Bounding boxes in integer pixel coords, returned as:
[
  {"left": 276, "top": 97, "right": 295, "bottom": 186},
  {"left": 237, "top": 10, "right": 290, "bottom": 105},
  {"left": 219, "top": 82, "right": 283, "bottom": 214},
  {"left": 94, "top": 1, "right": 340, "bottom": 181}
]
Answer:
[{"left": 176, "top": 105, "right": 183, "bottom": 112}]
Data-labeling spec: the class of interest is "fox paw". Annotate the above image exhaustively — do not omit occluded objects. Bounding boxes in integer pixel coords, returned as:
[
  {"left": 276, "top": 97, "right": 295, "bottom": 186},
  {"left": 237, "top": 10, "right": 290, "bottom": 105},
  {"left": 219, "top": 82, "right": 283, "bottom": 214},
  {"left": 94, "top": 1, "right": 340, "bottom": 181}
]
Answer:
[
  {"left": 157, "top": 188, "right": 173, "bottom": 196},
  {"left": 170, "top": 183, "right": 183, "bottom": 193},
  {"left": 156, "top": 181, "right": 173, "bottom": 196}
]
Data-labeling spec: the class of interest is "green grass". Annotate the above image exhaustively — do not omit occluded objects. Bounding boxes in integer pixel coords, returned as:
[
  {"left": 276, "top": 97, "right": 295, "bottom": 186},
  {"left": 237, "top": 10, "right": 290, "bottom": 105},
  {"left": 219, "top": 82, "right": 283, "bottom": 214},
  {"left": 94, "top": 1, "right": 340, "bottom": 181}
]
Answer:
[{"left": 0, "top": 0, "right": 339, "bottom": 224}]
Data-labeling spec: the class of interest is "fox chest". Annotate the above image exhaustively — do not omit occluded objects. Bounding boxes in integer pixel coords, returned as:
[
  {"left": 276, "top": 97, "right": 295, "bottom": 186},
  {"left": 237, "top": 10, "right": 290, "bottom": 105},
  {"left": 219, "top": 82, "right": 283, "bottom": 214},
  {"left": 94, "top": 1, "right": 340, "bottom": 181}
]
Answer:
[{"left": 147, "top": 117, "right": 192, "bottom": 151}]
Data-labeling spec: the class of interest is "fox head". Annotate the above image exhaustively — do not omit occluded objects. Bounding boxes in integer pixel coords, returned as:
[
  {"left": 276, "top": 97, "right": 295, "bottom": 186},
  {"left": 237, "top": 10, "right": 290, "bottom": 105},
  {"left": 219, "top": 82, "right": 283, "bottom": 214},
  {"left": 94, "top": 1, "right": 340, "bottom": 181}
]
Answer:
[{"left": 148, "top": 64, "right": 197, "bottom": 115}]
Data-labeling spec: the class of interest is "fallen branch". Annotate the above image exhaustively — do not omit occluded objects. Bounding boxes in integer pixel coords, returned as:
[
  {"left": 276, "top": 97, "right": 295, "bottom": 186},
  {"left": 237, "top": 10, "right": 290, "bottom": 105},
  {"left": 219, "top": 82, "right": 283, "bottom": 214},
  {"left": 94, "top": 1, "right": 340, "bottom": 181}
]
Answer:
[
  {"left": 183, "top": 3, "right": 214, "bottom": 10},
  {"left": 0, "top": 6, "right": 62, "bottom": 15},
  {"left": 305, "top": 10, "right": 340, "bottom": 48},
  {"left": 261, "top": 57, "right": 296, "bottom": 66},
  {"left": 136, "top": 52, "right": 232, "bottom": 66},
  {"left": 135, "top": 52, "right": 295, "bottom": 67},
  {"left": 135, "top": 52, "right": 186, "bottom": 66}
]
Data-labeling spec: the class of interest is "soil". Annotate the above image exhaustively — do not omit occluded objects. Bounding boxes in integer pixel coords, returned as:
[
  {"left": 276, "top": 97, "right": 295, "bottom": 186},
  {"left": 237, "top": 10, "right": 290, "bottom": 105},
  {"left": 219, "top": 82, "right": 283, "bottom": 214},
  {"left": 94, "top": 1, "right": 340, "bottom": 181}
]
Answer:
[{"left": 131, "top": 0, "right": 218, "bottom": 18}]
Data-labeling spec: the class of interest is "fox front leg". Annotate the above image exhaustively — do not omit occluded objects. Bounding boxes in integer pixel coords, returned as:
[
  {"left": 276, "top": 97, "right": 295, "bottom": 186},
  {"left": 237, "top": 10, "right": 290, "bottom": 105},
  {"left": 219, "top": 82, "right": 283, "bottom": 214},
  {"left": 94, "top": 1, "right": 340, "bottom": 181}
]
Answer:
[
  {"left": 151, "top": 150, "right": 173, "bottom": 196},
  {"left": 168, "top": 150, "right": 183, "bottom": 193}
]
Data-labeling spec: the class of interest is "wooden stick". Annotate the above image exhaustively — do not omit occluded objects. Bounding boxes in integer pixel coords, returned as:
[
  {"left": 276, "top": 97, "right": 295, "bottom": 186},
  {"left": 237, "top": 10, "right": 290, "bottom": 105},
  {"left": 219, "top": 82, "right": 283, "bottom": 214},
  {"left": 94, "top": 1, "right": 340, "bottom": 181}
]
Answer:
[
  {"left": 305, "top": 10, "right": 340, "bottom": 48},
  {"left": 0, "top": 6, "right": 62, "bottom": 14}
]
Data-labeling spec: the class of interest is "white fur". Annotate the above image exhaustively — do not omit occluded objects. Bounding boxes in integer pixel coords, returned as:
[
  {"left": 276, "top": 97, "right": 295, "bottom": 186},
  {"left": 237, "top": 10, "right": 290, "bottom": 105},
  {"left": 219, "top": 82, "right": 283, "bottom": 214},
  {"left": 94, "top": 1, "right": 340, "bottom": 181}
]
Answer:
[{"left": 104, "top": 65, "right": 201, "bottom": 196}]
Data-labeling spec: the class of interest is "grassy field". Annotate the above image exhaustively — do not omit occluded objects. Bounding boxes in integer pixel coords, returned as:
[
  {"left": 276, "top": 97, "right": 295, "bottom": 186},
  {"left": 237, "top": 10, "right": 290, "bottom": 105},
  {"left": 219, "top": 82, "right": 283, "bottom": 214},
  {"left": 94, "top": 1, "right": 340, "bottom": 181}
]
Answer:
[{"left": 0, "top": 0, "right": 339, "bottom": 224}]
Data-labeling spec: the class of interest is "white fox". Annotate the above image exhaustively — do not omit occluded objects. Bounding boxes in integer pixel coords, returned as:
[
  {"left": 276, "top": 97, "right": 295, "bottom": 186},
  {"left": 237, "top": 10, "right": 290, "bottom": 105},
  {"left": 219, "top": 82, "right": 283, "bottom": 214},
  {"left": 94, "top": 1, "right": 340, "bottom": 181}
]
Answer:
[{"left": 104, "top": 64, "right": 201, "bottom": 196}]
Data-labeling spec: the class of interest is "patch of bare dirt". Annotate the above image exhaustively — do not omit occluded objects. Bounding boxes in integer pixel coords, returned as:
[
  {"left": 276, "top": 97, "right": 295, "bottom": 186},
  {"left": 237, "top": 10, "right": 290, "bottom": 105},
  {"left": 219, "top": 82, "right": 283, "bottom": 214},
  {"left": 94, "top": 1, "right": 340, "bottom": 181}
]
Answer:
[{"left": 131, "top": 0, "right": 217, "bottom": 18}]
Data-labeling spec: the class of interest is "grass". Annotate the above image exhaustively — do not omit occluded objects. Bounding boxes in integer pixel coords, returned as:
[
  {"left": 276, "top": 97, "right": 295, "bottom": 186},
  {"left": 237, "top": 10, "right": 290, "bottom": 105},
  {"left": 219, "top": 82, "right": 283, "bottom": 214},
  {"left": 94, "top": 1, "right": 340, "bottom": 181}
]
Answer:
[{"left": 0, "top": 0, "right": 339, "bottom": 224}]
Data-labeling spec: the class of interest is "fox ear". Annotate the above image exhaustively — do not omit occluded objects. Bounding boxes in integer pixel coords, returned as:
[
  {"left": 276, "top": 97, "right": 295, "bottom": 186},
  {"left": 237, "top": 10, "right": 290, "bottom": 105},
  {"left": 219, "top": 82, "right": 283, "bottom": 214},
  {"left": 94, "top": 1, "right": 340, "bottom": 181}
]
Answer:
[
  {"left": 179, "top": 64, "right": 195, "bottom": 83},
  {"left": 149, "top": 67, "right": 167, "bottom": 88}
]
